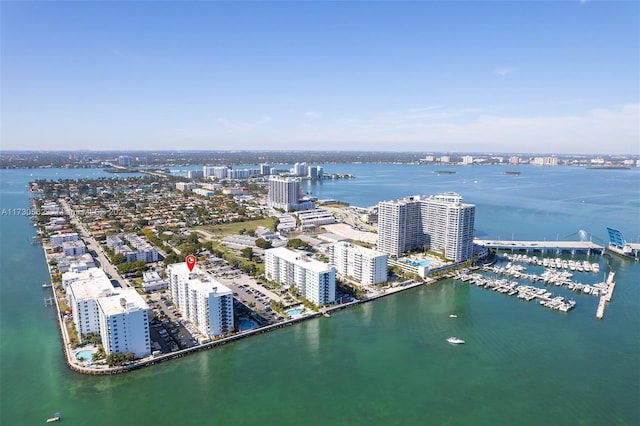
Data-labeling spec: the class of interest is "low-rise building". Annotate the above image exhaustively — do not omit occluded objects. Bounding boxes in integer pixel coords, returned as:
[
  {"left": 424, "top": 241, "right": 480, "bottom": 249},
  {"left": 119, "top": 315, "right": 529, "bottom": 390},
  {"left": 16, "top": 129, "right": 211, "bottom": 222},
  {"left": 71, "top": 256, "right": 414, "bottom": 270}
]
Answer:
[
  {"left": 142, "top": 271, "right": 169, "bottom": 292},
  {"left": 175, "top": 182, "right": 195, "bottom": 191},
  {"left": 51, "top": 232, "right": 79, "bottom": 247},
  {"left": 113, "top": 234, "right": 159, "bottom": 263},
  {"left": 106, "top": 235, "right": 124, "bottom": 248},
  {"left": 295, "top": 209, "right": 335, "bottom": 228},
  {"left": 62, "top": 240, "right": 86, "bottom": 257}
]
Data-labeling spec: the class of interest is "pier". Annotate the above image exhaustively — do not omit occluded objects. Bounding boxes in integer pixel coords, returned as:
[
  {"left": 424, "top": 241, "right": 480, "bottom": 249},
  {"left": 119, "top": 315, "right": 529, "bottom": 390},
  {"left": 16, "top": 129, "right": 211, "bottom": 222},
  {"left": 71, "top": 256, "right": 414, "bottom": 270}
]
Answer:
[
  {"left": 454, "top": 271, "right": 577, "bottom": 313},
  {"left": 475, "top": 239, "right": 604, "bottom": 256},
  {"left": 596, "top": 271, "right": 616, "bottom": 320}
]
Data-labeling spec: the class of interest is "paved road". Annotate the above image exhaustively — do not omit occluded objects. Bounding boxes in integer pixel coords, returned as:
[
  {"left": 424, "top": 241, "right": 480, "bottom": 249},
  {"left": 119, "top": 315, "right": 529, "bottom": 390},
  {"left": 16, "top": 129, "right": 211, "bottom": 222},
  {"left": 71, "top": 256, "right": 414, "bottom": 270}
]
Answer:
[{"left": 58, "top": 199, "right": 129, "bottom": 288}]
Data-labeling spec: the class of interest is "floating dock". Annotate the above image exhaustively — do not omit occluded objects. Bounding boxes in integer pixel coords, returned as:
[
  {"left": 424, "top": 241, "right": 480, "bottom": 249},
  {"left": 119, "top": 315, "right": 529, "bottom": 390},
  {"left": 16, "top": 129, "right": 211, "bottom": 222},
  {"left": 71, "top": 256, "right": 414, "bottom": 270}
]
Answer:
[{"left": 596, "top": 271, "right": 616, "bottom": 320}]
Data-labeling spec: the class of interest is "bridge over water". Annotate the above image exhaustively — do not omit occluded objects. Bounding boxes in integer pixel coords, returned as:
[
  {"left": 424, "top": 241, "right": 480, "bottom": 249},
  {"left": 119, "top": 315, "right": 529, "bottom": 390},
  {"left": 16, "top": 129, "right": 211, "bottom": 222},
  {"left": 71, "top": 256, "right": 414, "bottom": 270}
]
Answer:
[{"left": 474, "top": 239, "right": 605, "bottom": 256}]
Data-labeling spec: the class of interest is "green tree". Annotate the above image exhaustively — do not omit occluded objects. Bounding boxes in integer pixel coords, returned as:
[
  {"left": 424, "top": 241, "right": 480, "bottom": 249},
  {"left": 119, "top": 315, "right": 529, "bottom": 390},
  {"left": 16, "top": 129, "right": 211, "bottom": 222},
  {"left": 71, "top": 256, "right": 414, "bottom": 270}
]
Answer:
[
  {"left": 164, "top": 252, "right": 181, "bottom": 265},
  {"left": 187, "top": 232, "right": 200, "bottom": 244},
  {"left": 286, "top": 238, "right": 311, "bottom": 250},
  {"left": 111, "top": 253, "right": 126, "bottom": 265},
  {"left": 241, "top": 247, "right": 254, "bottom": 260},
  {"left": 255, "top": 238, "right": 272, "bottom": 249}
]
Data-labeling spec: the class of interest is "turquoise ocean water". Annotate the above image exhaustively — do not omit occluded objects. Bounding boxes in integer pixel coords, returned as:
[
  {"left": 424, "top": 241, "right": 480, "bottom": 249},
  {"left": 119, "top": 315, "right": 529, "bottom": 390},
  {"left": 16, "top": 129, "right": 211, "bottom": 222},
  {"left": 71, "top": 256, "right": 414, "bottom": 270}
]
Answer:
[{"left": 1, "top": 164, "right": 639, "bottom": 425}]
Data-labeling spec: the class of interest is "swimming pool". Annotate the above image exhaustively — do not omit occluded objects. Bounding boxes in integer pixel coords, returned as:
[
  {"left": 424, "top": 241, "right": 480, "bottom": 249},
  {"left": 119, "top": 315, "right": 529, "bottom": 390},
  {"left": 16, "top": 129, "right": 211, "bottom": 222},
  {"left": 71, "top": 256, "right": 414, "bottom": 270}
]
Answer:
[
  {"left": 76, "top": 349, "right": 94, "bottom": 362},
  {"left": 239, "top": 317, "right": 258, "bottom": 331},
  {"left": 401, "top": 258, "right": 434, "bottom": 267},
  {"left": 286, "top": 308, "right": 303, "bottom": 316}
]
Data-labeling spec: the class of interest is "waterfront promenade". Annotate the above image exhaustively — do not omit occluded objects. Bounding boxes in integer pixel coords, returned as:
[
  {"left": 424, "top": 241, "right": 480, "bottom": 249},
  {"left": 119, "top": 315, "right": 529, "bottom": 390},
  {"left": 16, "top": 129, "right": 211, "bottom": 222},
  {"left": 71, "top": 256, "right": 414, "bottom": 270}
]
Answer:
[{"left": 475, "top": 239, "right": 604, "bottom": 256}]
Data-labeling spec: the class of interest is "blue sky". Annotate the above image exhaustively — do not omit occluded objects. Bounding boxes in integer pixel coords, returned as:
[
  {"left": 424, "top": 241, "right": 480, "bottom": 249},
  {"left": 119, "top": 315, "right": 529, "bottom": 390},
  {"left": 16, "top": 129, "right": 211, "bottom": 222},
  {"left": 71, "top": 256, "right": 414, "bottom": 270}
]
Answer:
[{"left": 1, "top": 1, "right": 638, "bottom": 154}]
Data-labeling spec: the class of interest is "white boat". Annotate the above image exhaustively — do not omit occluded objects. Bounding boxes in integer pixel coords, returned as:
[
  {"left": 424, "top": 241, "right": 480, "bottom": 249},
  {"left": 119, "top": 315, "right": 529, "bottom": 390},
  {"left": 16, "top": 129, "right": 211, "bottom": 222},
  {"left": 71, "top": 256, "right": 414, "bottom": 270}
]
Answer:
[
  {"left": 42, "top": 283, "right": 52, "bottom": 288},
  {"left": 447, "top": 337, "right": 465, "bottom": 344},
  {"left": 449, "top": 314, "right": 458, "bottom": 318},
  {"left": 46, "top": 413, "right": 61, "bottom": 423}
]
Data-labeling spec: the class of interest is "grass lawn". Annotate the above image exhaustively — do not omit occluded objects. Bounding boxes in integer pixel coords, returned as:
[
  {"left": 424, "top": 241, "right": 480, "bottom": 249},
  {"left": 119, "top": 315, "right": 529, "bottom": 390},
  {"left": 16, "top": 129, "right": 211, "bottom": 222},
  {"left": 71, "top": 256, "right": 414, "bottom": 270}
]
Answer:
[{"left": 196, "top": 218, "right": 276, "bottom": 237}]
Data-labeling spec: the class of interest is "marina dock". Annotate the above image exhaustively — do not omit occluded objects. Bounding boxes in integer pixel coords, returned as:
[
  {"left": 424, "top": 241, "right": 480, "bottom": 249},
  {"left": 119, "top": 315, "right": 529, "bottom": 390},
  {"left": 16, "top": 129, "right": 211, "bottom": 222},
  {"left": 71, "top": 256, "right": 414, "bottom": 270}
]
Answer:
[
  {"left": 454, "top": 271, "right": 577, "bottom": 313},
  {"left": 596, "top": 271, "right": 616, "bottom": 320},
  {"left": 456, "top": 252, "right": 621, "bottom": 317}
]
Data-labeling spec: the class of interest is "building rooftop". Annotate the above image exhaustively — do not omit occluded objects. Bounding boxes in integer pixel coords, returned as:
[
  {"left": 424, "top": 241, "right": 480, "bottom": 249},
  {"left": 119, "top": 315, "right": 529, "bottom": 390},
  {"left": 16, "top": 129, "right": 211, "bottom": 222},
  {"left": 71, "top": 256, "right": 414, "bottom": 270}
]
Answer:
[
  {"left": 167, "top": 263, "right": 232, "bottom": 296},
  {"left": 334, "top": 241, "right": 386, "bottom": 258},
  {"left": 267, "top": 247, "right": 334, "bottom": 273},
  {"left": 67, "top": 269, "right": 114, "bottom": 301},
  {"left": 97, "top": 288, "right": 149, "bottom": 315}
]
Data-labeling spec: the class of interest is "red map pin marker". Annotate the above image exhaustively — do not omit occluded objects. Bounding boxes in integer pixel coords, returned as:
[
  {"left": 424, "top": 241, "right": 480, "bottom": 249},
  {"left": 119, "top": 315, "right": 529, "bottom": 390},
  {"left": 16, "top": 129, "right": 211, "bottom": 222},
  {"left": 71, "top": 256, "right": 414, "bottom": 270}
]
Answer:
[{"left": 185, "top": 255, "right": 196, "bottom": 272}]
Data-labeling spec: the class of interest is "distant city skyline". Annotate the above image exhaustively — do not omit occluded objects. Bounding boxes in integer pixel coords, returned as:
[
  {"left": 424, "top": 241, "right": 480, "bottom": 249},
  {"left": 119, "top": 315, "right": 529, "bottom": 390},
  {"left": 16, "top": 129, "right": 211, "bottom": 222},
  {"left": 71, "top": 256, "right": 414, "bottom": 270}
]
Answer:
[{"left": 1, "top": 1, "right": 638, "bottom": 154}]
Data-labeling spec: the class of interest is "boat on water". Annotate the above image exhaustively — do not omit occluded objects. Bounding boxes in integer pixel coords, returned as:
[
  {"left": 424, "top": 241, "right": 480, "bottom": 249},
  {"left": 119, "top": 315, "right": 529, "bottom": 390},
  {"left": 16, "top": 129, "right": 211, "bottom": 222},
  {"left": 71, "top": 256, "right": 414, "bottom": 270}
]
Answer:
[
  {"left": 323, "top": 312, "right": 331, "bottom": 318},
  {"left": 46, "top": 413, "right": 61, "bottom": 423},
  {"left": 449, "top": 314, "right": 458, "bottom": 318},
  {"left": 447, "top": 337, "right": 465, "bottom": 344},
  {"left": 42, "top": 283, "right": 52, "bottom": 288}
]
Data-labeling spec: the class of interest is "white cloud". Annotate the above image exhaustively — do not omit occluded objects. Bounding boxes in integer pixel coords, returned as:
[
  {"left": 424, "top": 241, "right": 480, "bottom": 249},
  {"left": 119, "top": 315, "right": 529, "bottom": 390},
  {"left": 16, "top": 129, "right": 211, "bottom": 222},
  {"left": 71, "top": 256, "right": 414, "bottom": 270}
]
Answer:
[
  {"left": 304, "top": 111, "right": 321, "bottom": 118},
  {"left": 294, "top": 104, "right": 639, "bottom": 154},
  {"left": 494, "top": 67, "right": 515, "bottom": 76}
]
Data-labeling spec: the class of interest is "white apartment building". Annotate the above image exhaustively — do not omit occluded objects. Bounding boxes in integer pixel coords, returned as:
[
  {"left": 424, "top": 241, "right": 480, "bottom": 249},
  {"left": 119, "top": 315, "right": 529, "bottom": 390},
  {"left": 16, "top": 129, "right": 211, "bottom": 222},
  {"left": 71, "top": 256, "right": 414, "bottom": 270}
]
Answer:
[
  {"left": 118, "top": 155, "right": 133, "bottom": 167},
  {"left": 97, "top": 288, "right": 151, "bottom": 358},
  {"left": 114, "top": 234, "right": 159, "bottom": 263},
  {"left": 176, "top": 182, "right": 195, "bottom": 191},
  {"left": 203, "top": 166, "right": 213, "bottom": 178},
  {"left": 64, "top": 268, "right": 114, "bottom": 341},
  {"left": 62, "top": 240, "right": 86, "bottom": 257},
  {"left": 187, "top": 170, "right": 204, "bottom": 179},
  {"left": 293, "top": 162, "right": 308, "bottom": 176},
  {"left": 259, "top": 163, "right": 272, "bottom": 175},
  {"left": 268, "top": 176, "right": 302, "bottom": 212},
  {"left": 421, "top": 193, "right": 475, "bottom": 262},
  {"left": 461, "top": 155, "right": 473, "bottom": 165},
  {"left": 307, "top": 165, "right": 323, "bottom": 179},
  {"left": 193, "top": 188, "right": 215, "bottom": 197},
  {"left": 265, "top": 247, "right": 336, "bottom": 305},
  {"left": 532, "top": 157, "right": 558, "bottom": 166},
  {"left": 167, "top": 263, "right": 234, "bottom": 338},
  {"left": 377, "top": 192, "right": 475, "bottom": 262},
  {"left": 212, "top": 166, "right": 229, "bottom": 179},
  {"left": 377, "top": 197, "right": 422, "bottom": 256},
  {"left": 51, "top": 232, "right": 79, "bottom": 248},
  {"left": 329, "top": 242, "right": 388, "bottom": 285}
]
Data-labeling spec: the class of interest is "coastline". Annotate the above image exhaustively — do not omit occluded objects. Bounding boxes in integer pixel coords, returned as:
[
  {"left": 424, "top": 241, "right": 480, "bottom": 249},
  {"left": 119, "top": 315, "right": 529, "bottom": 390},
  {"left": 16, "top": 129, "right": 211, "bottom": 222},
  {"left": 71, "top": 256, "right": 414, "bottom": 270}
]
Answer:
[
  {"left": 3, "top": 164, "right": 638, "bottom": 426},
  {"left": 38, "top": 208, "right": 448, "bottom": 374}
]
